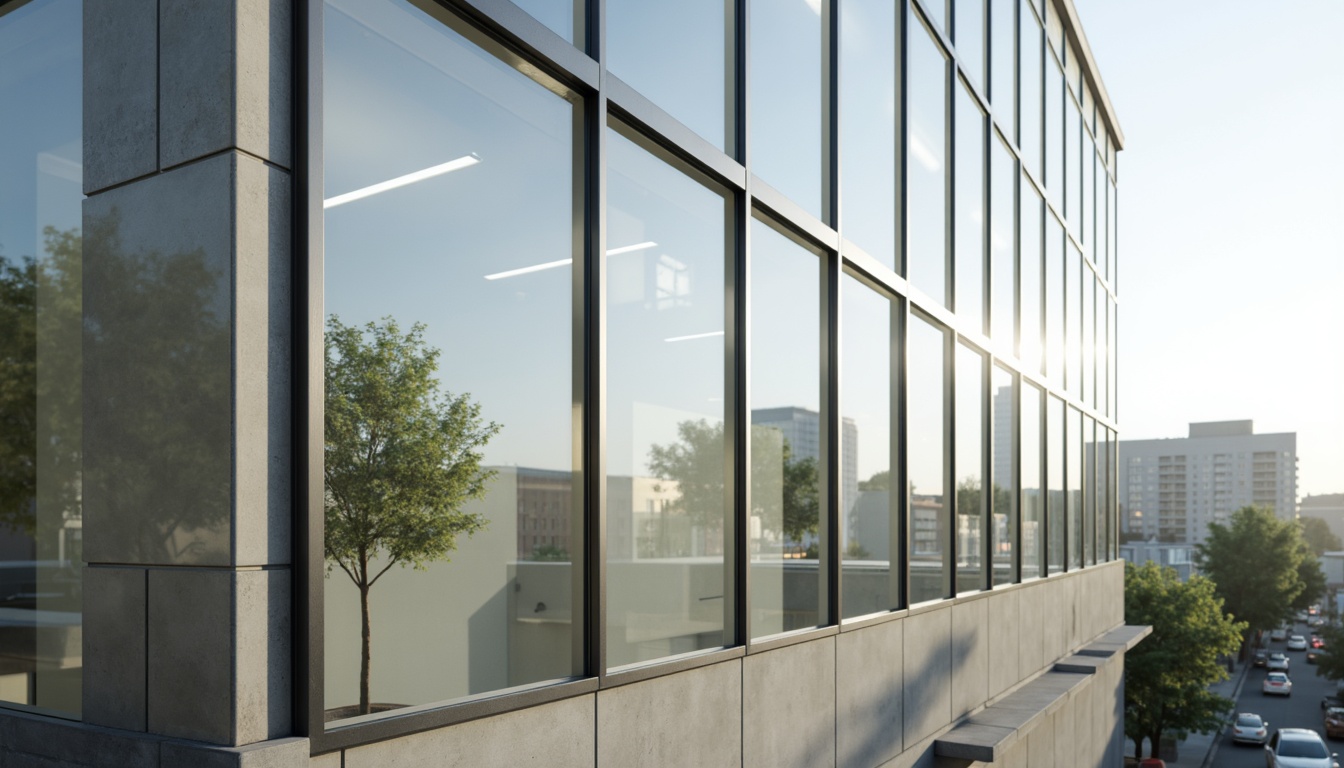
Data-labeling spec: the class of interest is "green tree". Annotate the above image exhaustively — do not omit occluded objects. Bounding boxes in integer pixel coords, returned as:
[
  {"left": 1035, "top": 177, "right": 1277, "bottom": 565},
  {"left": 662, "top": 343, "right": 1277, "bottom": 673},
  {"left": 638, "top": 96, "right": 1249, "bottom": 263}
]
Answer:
[
  {"left": 1195, "top": 506, "right": 1311, "bottom": 652},
  {"left": 1310, "top": 621, "right": 1344, "bottom": 684},
  {"left": 324, "top": 316, "right": 500, "bottom": 715},
  {"left": 859, "top": 470, "right": 890, "bottom": 491},
  {"left": 1123, "top": 562, "right": 1245, "bottom": 761},
  {"left": 1300, "top": 516, "right": 1343, "bottom": 557},
  {"left": 646, "top": 422, "right": 819, "bottom": 551},
  {"left": 1293, "top": 541, "right": 1327, "bottom": 613}
]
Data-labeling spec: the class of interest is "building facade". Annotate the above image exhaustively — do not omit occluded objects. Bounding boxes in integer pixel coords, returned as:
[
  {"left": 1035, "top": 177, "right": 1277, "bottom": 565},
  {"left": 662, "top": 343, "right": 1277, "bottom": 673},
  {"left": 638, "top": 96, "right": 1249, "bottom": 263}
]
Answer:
[
  {"left": 0, "top": 0, "right": 1140, "bottom": 765},
  {"left": 1119, "top": 420, "right": 1297, "bottom": 545}
]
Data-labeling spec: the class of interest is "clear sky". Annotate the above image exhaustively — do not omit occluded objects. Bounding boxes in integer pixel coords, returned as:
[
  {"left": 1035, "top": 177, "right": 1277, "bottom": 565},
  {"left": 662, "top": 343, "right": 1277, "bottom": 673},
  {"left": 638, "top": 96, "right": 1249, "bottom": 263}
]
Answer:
[{"left": 1072, "top": 0, "right": 1344, "bottom": 498}]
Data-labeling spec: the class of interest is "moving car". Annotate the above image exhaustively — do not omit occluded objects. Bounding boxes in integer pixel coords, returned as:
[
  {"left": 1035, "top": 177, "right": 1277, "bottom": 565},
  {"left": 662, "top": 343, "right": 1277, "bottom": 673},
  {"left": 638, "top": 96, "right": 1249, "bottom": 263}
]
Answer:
[
  {"left": 1289, "top": 635, "right": 1310, "bottom": 651},
  {"left": 1264, "top": 728, "right": 1338, "bottom": 767},
  {"left": 1314, "top": 636, "right": 1326, "bottom": 649},
  {"left": 1273, "top": 626, "right": 1291, "bottom": 641},
  {"left": 1269, "top": 652, "right": 1292, "bottom": 672},
  {"left": 1326, "top": 708, "right": 1344, "bottom": 740},
  {"left": 1310, "top": 649, "right": 1321, "bottom": 664},
  {"left": 1231, "top": 712, "right": 1269, "bottom": 744},
  {"left": 1256, "top": 649, "right": 1270, "bottom": 667},
  {"left": 1263, "top": 672, "right": 1293, "bottom": 696}
]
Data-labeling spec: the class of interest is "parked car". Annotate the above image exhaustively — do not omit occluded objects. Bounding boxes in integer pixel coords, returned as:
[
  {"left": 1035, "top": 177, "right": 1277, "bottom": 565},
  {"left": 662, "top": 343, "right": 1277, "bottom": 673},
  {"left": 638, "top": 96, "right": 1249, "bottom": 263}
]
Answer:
[
  {"left": 1231, "top": 712, "right": 1270, "bottom": 744},
  {"left": 1263, "top": 672, "right": 1293, "bottom": 696},
  {"left": 1290, "top": 635, "right": 1310, "bottom": 651},
  {"left": 1256, "top": 649, "right": 1270, "bottom": 667},
  {"left": 1326, "top": 708, "right": 1344, "bottom": 740},
  {"left": 1269, "top": 652, "right": 1291, "bottom": 672},
  {"left": 1313, "top": 616, "right": 1328, "bottom": 628},
  {"left": 1264, "top": 728, "right": 1338, "bottom": 767},
  {"left": 1314, "top": 635, "right": 1326, "bottom": 649},
  {"left": 1272, "top": 626, "right": 1290, "bottom": 641},
  {"left": 1309, "top": 649, "right": 1321, "bottom": 664}
]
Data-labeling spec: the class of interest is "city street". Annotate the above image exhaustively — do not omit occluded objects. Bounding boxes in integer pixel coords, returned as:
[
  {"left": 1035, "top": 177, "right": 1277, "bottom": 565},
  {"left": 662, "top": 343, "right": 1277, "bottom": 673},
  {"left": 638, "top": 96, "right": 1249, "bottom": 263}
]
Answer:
[{"left": 1207, "top": 621, "right": 1344, "bottom": 768}]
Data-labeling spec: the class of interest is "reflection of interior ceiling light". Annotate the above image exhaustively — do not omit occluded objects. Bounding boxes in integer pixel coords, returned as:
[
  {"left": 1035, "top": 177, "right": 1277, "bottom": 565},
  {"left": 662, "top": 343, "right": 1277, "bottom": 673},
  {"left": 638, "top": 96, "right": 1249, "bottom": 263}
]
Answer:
[
  {"left": 483, "top": 241, "right": 658, "bottom": 280},
  {"left": 909, "top": 134, "right": 940, "bottom": 173},
  {"left": 323, "top": 153, "right": 480, "bottom": 209},
  {"left": 665, "top": 331, "right": 724, "bottom": 343}
]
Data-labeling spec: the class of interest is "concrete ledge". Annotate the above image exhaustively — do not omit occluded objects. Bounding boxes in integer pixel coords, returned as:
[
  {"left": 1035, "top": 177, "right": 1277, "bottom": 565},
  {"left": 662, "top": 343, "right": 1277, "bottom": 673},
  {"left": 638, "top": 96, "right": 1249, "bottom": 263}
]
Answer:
[{"left": 933, "top": 623, "right": 1151, "bottom": 763}]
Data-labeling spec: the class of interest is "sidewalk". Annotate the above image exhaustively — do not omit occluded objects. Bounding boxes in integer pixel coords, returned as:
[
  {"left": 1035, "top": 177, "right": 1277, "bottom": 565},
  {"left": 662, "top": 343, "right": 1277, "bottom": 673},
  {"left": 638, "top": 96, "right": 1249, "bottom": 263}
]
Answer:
[{"left": 1162, "top": 659, "right": 1250, "bottom": 767}]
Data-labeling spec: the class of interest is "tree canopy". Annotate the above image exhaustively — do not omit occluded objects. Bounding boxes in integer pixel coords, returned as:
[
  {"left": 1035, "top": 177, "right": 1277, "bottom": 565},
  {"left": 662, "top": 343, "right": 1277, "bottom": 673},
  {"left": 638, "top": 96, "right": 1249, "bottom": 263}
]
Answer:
[
  {"left": 1195, "top": 506, "right": 1314, "bottom": 642},
  {"left": 1124, "top": 562, "right": 1245, "bottom": 760},
  {"left": 1300, "top": 516, "right": 1343, "bottom": 557},
  {"left": 324, "top": 315, "right": 499, "bottom": 714}
]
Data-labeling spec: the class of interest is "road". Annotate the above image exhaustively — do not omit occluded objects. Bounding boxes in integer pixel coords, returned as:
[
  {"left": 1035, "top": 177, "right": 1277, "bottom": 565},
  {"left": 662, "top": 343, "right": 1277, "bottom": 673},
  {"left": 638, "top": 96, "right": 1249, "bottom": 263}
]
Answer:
[{"left": 1211, "top": 620, "right": 1343, "bottom": 768}]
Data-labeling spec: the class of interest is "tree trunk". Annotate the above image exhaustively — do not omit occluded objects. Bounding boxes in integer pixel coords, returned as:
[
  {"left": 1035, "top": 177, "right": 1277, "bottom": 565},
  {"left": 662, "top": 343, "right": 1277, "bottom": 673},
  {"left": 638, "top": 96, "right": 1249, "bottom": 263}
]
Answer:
[
  {"left": 360, "top": 580, "right": 371, "bottom": 715},
  {"left": 1150, "top": 728, "right": 1162, "bottom": 759},
  {"left": 1133, "top": 736, "right": 1143, "bottom": 760}
]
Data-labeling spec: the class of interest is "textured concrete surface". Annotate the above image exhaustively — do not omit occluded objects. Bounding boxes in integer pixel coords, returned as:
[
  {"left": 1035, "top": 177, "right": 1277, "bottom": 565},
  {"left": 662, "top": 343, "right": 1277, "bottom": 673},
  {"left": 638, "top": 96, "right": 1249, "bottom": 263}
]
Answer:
[
  {"left": 950, "top": 598, "right": 988, "bottom": 719},
  {"left": 147, "top": 568, "right": 235, "bottom": 743},
  {"left": 83, "top": 566, "right": 148, "bottom": 731},
  {"left": 902, "top": 608, "right": 952, "bottom": 746},
  {"left": 84, "top": 0, "right": 158, "bottom": 192},
  {"left": 744, "top": 639, "right": 836, "bottom": 768},
  {"left": 837, "top": 619, "right": 904, "bottom": 768},
  {"left": 986, "top": 587, "right": 1021, "bottom": 698},
  {"left": 597, "top": 661, "right": 741, "bottom": 768}
]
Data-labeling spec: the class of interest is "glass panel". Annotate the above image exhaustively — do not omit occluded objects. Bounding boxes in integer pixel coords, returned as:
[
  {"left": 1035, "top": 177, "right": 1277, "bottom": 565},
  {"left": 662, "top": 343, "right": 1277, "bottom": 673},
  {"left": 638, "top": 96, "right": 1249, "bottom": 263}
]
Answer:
[
  {"left": 1044, "top": 57, "right": 1061, "bottom": 208},
  {"left": 1067, "top": 406, "right": 1081, "bottom": 570},
  {"left": 511, "top": 0, "right": 578, "bottom": 45},
  {"left": 608, "top": 0, "right": 730, "bottom": 151},
  {"left": 322, "top": 0, "right": 579, "bottom": 720},
  {"left": 840, "top": 0, "right": 896, "bottom": 269},
  {"left": 1084, "top": 270, "right": 1095, "bottom": 409},
  {"left": 1066, "top": 97, "right": 1079, "bottom": 230},
  {"left": 1109, "top": 295, "right": 1117, "bottom": 419},
  {"left": 1046, "top": 395, "right": 1063, "bottom": 574},
  {"left": 908, "top": 315, "right": 948, "bottom": 603},
  {"left": 749, "top": 217, "right": 822, "bottom": 638},
  {"left": 1018, "top": 2, "right": 1040, "bottom": 179},
  {"left": 752, "top": 0, "right": 824, "bottom": 219},
  {"left": 990, "top": 366, "right": 1015, "bottom": 585},
  {"left": 954, "top": 82, "right": 985, "bottom": 332},
  {"left": 989, "top": 0, "right": 1015, "bottom": 144},
  {"left": 907, "top": 15, "right": 948, "bottom": 305},
  {"left": 1044, "top": 212, "right": 1063, "bottom": 382},
  {"left": 1019, "top": 177, "right": 1042, "bottom": 372},
  {"left": 1107, "top": 429, "right": 1117, "bottom": 560},
  {"left": 1043, "top": 0, "right": 1062, "bottom": 55},
  {"left": 1020, "top": 383, "right": 1042, "bottom": 579},
  {"left": 923, "top": 0, "right": 948, "bottom": 34},
  {"left": 955, "top": 0, "right": 986, "bottom": 89},
  {"left": 1066, "top": 240, "right": 1081, "bottom": 399},
  {"left": 1108, "top": 179, "right": 1118, "bottom": 287},
  {"left": 954, "top": 343, "right": 984, "bottom": 593},
  {"left": 1084, "top": 415, "right": 1095, "bottom": 566},
  {"left": 841, "top": 275, "right": 895, "bottom": 619},
  {"left": 606, "top": 124, "right": 730, "bottom": 668},
  {"left": 1083, "top": 135, "right": 1094, "bottom": 250},
  {"left": 989, "top": 134, "right": 1015, "bottom": 353},
  {"left": 0, "top": 0, "right": 82, "bottom": 718}
]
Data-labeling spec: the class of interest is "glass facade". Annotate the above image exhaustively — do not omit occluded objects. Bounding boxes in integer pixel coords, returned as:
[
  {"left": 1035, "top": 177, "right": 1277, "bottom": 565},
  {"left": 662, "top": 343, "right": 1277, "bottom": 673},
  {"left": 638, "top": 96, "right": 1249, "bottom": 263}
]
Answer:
[
  {"left": 0, "top": 0, "right": 82, "bottom": 718},
  {"left": 0, "top": 0, "right": 1127, "bottom": 745}
]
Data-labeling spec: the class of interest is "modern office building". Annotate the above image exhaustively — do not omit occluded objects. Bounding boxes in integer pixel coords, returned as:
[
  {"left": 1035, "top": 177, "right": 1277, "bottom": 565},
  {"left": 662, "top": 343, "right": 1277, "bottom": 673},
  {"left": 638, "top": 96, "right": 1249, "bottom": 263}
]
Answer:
[
  {"left": 1119, "top": 420, "right": 1297, "bottom": 545},
  {"left": 0, "top": 0, "right": 1142, "bottom": 765}
]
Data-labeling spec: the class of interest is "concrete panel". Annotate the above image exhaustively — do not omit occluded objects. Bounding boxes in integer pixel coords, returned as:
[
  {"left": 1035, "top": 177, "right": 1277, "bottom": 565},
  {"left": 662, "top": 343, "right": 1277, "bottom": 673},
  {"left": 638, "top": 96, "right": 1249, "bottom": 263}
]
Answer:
[
  {"left": 162, "top": 737, "right": 309, "bottom": 768},
  {"left": 903, "top": 607, "right": 952, "bottom": 747},
  {"left": 310, "top": 754, "right": 342, "bottom": 768},
  {"left": 83, "top": 566, "right": 147, "bottom": 731},
  {"left": 996, "top": 732, "right": 1028, "bottom": 768},
  {"left": 233, "top": 155, "right": 292, "bottom": 567},
  {"left": 234, "top": 569, "right": 291, "bottom": 742},
  {"left": 148, "top": 568, "right": 234, "bottom": 744},
  {"left": 598, "top": 661, "right": 740, "bottom": 768},
  {"left": 344, "top": 695, "right": 593, "bottom": 767},
  {"left": 83, "top": 155, "right": 235, "bottom": 567},
  {"left": 0, "top": 709, "right": 160, "bottom": 768},
  {"left": 744, "top": 639, "right": 836, "bottom": 768},
  {"left": 1024, "top": 708, "right": 1055, "bottom": 768},
  {"left": 986, "top": 589, "right": 1020, "bottom": 697},
  {"left": 837, "top": 619, "right": 904, "bottom": 768},
  {"left": 1041, "top": 579, "right": 1065, "bottom": 663},
  {"left": 1052, "top": 707, "right": 1072, "bottom": 768},
  {"left": 1062, "top": 573, "right": 1080, "bottom": 652},
  {"left": 160, "top": 0, "right": 292, "bottom": 169},
  {"left": 1017, "top": 582, "right": 1045, "bottom": 677},
  {"left": 84, "top": 0, "right": 158, "bottom": 193},
  {"left": 951, "top": 600, "right": 988, "bottom": 719}
]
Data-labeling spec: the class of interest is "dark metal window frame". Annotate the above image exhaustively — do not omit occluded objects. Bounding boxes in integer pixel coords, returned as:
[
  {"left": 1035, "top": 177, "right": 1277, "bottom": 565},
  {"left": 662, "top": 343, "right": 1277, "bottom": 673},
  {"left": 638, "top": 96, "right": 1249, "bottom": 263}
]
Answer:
[{"left": 295, "top": 0, "right": 1121, "bottom": 755}]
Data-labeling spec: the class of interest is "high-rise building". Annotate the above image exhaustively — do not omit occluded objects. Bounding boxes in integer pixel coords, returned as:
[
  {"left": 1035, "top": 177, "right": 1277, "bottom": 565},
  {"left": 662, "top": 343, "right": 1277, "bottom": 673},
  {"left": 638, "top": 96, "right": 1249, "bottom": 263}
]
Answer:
[
  {"left": 0, "top": 0, "right": 1143, "bottom": 765},
  {"left": 1120, "top": 420, "right": 1297, "bottom": 544}
]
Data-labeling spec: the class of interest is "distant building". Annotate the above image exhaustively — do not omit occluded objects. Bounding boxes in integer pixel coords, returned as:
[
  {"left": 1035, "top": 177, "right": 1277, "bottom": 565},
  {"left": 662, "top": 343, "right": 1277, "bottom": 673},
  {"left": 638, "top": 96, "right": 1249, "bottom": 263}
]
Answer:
[
  {"left": 1120, "top": 541, "right": 1197, "bottom": 582},
  {"left": 1300, "top": 493, "right": 1344, "bottom": 547},
  {"left": 1120, "top": 420, "right": 1297, "bottom": 544}
]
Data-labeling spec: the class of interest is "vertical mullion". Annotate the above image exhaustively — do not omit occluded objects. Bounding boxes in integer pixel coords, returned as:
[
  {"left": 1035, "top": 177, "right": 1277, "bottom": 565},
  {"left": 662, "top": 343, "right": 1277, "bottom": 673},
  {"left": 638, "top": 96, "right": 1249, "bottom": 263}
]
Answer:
[
  {"left": 587, "top": 0, "right": 608, "bottom": 681},
  {"left": 729, "top": 183, "right": 746, "bottom": 647},
  {"left": 823, "top": 254, "right": 840, "bottom": 625}
]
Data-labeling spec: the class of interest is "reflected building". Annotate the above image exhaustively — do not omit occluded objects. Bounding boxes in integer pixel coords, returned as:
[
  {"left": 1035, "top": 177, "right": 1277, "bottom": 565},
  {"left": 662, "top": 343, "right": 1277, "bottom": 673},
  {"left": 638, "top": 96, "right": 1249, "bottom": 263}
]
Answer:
[{"left": 1120, "top": 420, "right": 1297, "bottom": 544}]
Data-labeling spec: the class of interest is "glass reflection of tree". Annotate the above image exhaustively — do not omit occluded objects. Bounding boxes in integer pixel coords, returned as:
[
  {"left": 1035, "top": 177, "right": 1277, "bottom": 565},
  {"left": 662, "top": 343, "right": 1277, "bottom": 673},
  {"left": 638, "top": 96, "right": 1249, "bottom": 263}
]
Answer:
[
  {"left": 647, "top": 420, "right": 818, "bottom": 556},
  {"left": 323, "top": 316, "right": 499, "bottom": 718}
]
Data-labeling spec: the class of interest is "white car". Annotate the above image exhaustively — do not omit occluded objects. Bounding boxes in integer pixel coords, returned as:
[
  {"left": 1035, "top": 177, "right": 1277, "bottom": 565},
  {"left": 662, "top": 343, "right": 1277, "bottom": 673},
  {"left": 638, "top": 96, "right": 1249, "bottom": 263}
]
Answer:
[
  {"left": 1263, "top": 672, "right": 1292, "bottom": 696},
  {"left": 1268, "top": 652, "right": 1291, "bottom": 673},
  {"left": 1289, "top": 635, "right": 1309, "bottom": 651},
  {"left": 1231, "top": 712, "right": 1269, "bottom": 744},
  {"left": 1272, "top": 626, "right": 1290, "bottom": 641},
  {"left": 1264, "top": 728, "right": 1338, "bottom": 767}
]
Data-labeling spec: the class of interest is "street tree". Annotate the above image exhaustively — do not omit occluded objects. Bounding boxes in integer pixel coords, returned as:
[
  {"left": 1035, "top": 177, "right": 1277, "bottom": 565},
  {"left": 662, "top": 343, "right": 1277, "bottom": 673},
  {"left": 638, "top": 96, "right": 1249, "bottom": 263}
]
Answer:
[
  {"left": 324, "top": 315, "right": 500, "bottom": 715},
  {"left": 1300, "top": 516, "right": 1342, "bottom": 557},
  {"left": 1293, "top": 540, "right": 1327, "bottom": 613},
  {"left": 1124, "top": 562, "right": 1245, "bottom": 761},
  {"left": 1310, "top": 621, "right": 1344, "bottom": 685},
  {"left": 1195, "top": 506, "right": 1311, "bottom": 650}
]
